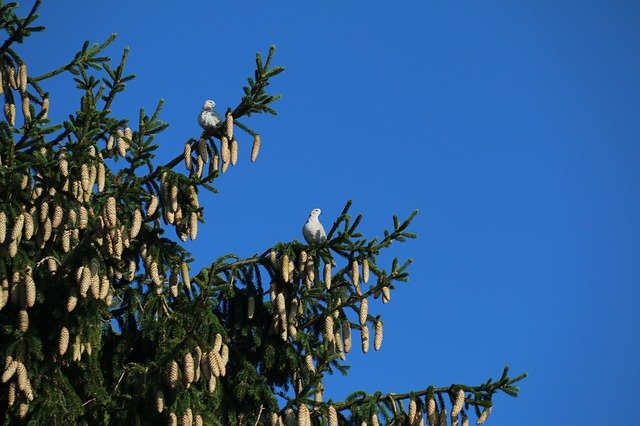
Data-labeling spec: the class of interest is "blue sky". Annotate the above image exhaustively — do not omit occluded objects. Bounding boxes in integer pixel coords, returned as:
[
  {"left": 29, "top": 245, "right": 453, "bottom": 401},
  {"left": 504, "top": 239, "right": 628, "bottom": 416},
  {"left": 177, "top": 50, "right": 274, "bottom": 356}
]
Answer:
[{"left": 18, "top": 1, "right": 640, "bottom": 424}]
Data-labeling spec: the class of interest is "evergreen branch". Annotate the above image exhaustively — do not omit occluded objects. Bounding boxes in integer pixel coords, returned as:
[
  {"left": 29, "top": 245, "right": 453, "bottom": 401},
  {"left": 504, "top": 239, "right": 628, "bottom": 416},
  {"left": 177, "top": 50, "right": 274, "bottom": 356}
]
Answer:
[
  {"left": 331, "top": 366, "right": 528, "bottom": 412},
  {"left": 0, "top": 0, "right": 42, "bottom": 55},
  {"left": 32, "top": 33, "right": 117, "bottom": 82},
  {"left": 140, "top": 46, "right": 283, "bottom": 186}
]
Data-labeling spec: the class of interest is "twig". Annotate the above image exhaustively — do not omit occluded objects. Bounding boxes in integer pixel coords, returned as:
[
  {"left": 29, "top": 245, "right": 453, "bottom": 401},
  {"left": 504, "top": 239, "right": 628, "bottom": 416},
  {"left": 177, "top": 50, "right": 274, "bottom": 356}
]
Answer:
[{"left": 254, "top": 405, "right": 264, "bottom": 426}]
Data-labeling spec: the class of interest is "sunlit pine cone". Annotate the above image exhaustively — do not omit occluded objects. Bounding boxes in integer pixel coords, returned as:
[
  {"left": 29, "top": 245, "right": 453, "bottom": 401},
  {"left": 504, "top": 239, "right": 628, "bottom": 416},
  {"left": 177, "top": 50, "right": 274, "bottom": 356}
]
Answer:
[
  {"left": 251, "top": 134, "right": 261, "bottom": 162},
  {"left": 106, "top": 134, "right": 115, "bottom": 151},
  {"left": 37, "top": 200, "right": 49, "bottom": 223},
  {"left": 294, "top": 251, "right": 306, "bottom": 273},
  {"left": 0, "top": 211, "right": 6, "bottom": 243},
  {"left": 213, "top": 333, "right": 223, "bottom": 353},
  {"left": 324, "top": 316, "right": 334, "bottom": 344},
  {"left": 104, "top": 196, "right": 117, "bottom": 228},
  {"left": 208, "top": 351, "right": 220, "bottom": 377},
  {"left": 365, "top": 414, "right": 377, "bottom": 426},
  {"left": 221, "top": 158, "right": 229, "bottom": 173},
  {"left": 155, "top": 389, "right": 164, "bottom": 413},
  {"left": 41, "top": 95, "right": 49, "bottom": 119},
  {"left": 23, "top": 212, "right": 34, "bottom": 241},
  {"left": 297, "top": 403, "right": 310, "bottom": 426},
  {"left": 4, "top": 102, "right": 15, "bottom": 126},
  {"left": 304, "top": 354, "right": 315, "bottom": 373},
  {"left": 147, "top": 195, "right": 159, "bottom": 218},
  {"left": 374, "top": 319, "right": 383, "bottom": 351},
  {"left": 184, "top": 352, "right": 195, "bottom": 383},
  {"left": 0, "top": 281, "right": 8, "bottom": 311},
  {"left": 407, "top": 398, "right": 419, "bottom": 424},
  {"left": 324, "top": 263, "right": 332, "bottom": 289},
  {"left": 220, "top": 136, "right": 230, "bottom": 164},
  {"left": 427, "top": 397, "right": 437, "bottom": 425},
  {"left": 67, "top": 287, "right": 78, "bottom": 312},
  {"left": 334, "top": 332, "right": 345, "bottom": 360},
  {"left": 361, "top": 258, "right": 370, "bottom": 283},
  {"left": 5, "top": 63, "right": 17, "bottom": 89},
  {"left": 247, "top": 295, "right": 255, "bottom": 319},
  {"left": 230, "top": 138, "right": 238, "bottom": 166},
  {"left": 21, "top": 96, "right": 30, "bottom": 120},
  {"left": 184, "top": 142, "right": 192, "bottom": 171},
  {"left": 2, "top": 356, "right": 16, "bottom": 383},
  {"left": 129, "top": 209, "right": 142, "bottom": 239},
  {"left": 195, "top": 155, "right": 204, "bottom": 178},
  {"left": 328, "top": 405, "right": 338, "bottom": 426},
  {"left": 210, "top": 153, "right": 219, "bottom": 174},
  {"left": 46, "top": 256, "right": 57, "bottom": 273},
  {"left": 7, "top": 381, "right": 16, "bottom": 406},
  {"left": 382, "top": 286, "right": 391, "bottom": 304},
  {"left": 24, "top": 273, "right": 35, "bottom": 308},
  {"left": 18, "top": 401, "right": 28, "bottom": 418},
  {"left": 11, "top": 213, "right": 25, "bottom": 241},
  {"left": 169, "top": 412, "right": 177, "bottom": 426},
  {"left": 451, "top": 388, "right": 465, "bottom": 419},
  {"left": 221, "top": 343, "right": 229, "bottom": 366},
  {"left": 167, "top": 360, "right": 179, "bottom": 388},
  {"left": 351, "top": 260, "right": 360, "bottom": 288},
  {"left": 59, "top": 326, "right": 70, "bottom": 355},
  {"left": 97, "top": 162, "right": 106, "bottom": 192},
  {"left": 99, "top": 275, "right": 109, "bottom": 300},
  {"left": 18, "top": 309, "right": 28, "bottom": 332},
  {"left": 276, "top": 293, "right": 287, "bottom": 321},
  {"left": 79, "top": 266, "right": 91, "bottom": 298},
  {"left": 225, "top": 111, "right": 233, "bottom": 139},
  {"left": 270, "top": 413, "right": 281, "bottom": 426},
  {"left": 360, "top": 324, "right": 369, "bottom": 354},
  {"left": 61, "top": 228, "right": 71, "bottom": 253},
  {"left": 188, "top": 211, "right": 198, "bottom": 240},
  {"left": 194, "top": 414, "right": 203, "bottom": 426},
  {"left": 181, "top": 262, "right": 191, "bottom": 289},
  {"left": 15, "top": 361, "right": 27, "bottom": 391},
  {"left": 182, "top": 408, "right": 193, "bottom": 426},
  {"left": 281, "top": 254, "right": 290, "bottom": 282},
  {"left": 124, "top": 126, "right": 133, "bottom": 143},
  {"left": 116, "top": 129, "right": 128, "bottom": 157},
  {"left": 18, "top": 63, "right": 27, "bottom": 93},
  {"left": 193, "top": 347, "right": 202, "bottom": 382},
  {"left": 476, "top": 407, "right": 490, "bottom": 425},
  {"left": 78, "top": 206, "right": 88, "bottom": 229},
  {"left": 359, "top": 298, "right": 368, "bottom": 325},
  {"left": 342, "top": 320, "right": 352, "bottom": 353}
]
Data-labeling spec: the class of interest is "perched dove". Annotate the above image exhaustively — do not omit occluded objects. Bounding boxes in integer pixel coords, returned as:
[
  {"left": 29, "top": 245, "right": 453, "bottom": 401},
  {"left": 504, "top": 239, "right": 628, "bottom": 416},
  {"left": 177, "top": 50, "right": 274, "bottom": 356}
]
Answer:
[
  {"left": 302, "top": 208, "right": 327, "bottom": 244},
  {"left": 198, "top": 99, "right": 222, "bottom": 130}
]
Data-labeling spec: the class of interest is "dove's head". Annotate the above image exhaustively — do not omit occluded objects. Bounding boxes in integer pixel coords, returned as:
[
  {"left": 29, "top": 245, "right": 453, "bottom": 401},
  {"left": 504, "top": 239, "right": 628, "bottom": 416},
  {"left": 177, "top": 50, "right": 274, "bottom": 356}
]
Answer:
[
  {"left": 309, "top": 208, "right": 322, "bottom": 218},
  {"left": 202, "top": 100, "right": 216, "bottom": 111}
]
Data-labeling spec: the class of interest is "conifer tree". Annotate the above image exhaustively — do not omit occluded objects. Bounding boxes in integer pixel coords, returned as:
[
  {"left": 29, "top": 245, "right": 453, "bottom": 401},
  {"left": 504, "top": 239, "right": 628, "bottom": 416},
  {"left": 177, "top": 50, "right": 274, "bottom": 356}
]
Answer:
[{"left": 0, "top": 2, "right": 526, "bottom": 424}]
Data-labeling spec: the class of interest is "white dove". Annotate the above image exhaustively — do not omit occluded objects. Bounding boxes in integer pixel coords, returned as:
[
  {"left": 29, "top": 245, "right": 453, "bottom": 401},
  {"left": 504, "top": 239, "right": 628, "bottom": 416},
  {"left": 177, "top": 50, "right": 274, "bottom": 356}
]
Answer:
[
  {"left": 302, "top": 208, "right": 327, "bottom": 244},
  {"left": 198, "top": 99, "right": 222, "bottom": 130}
]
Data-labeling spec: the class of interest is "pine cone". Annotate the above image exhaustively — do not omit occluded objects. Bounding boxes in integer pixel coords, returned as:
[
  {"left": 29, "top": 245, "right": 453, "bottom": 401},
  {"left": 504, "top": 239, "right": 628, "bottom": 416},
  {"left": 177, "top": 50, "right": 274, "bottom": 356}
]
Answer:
[{"left": 250, "top": 134, "right": 261, "bottom": 162}]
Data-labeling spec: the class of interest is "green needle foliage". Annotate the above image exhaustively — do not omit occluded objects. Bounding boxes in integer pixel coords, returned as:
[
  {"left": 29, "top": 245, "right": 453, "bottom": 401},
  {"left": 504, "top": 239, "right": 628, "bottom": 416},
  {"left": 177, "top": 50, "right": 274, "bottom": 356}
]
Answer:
[{"left": 0, "top": 2, "right": 526, "bottom": 425}]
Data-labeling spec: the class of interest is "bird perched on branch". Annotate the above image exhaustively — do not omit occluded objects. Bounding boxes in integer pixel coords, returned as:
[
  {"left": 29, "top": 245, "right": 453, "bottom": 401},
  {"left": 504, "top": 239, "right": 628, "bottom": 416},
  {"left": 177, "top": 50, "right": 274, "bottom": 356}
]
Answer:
[
  {"left": 198, "top": 99, "right": 222, "bottom": 130},
  {"left": 302, "top": 208, "right": 326, "bottom": 244}
]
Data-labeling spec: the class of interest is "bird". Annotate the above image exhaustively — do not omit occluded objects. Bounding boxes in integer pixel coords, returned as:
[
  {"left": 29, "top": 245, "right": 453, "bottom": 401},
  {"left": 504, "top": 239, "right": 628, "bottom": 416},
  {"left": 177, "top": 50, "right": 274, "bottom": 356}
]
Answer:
[
  {"left": 302, "top": 208, "right": 327, "bottom": 244},
  {"left": 198, "top": 100, "right": 222, "bottom": 130}
]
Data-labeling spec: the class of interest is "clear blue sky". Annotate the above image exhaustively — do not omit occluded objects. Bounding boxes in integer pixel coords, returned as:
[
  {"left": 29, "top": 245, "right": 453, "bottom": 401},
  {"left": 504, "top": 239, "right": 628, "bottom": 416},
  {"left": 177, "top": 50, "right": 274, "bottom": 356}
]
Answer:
[{"left": 18, "top": 1, "right": 640, "bottom": 424}]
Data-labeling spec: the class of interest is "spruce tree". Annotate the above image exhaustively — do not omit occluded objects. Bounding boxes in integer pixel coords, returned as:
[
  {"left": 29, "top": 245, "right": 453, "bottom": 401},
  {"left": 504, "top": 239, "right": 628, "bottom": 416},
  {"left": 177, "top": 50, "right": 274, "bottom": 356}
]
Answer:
[{"left": 0, "top": 2, "right": 526, "bottom": 424}]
